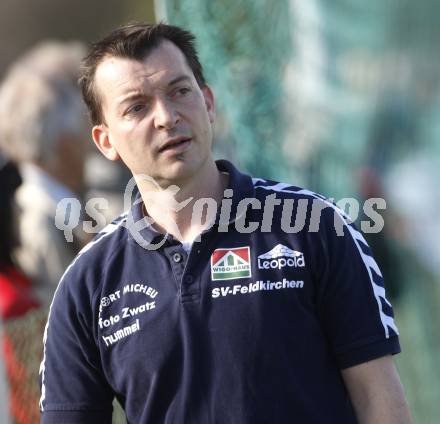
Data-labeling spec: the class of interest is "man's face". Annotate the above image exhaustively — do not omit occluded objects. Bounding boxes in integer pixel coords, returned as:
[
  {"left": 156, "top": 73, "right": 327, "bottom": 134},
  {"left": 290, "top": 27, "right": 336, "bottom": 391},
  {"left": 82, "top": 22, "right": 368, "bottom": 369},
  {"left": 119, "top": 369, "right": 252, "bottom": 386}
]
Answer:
[{"left": 92, "top": 40, "right": 215, "bottom": 187}]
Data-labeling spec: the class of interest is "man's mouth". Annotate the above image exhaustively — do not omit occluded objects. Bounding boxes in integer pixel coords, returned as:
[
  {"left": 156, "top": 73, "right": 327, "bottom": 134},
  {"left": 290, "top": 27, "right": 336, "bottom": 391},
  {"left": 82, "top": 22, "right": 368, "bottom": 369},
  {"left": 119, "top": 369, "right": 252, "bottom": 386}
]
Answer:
[{"left": 159, "top": 137, "right": 192, "bottom": 153}]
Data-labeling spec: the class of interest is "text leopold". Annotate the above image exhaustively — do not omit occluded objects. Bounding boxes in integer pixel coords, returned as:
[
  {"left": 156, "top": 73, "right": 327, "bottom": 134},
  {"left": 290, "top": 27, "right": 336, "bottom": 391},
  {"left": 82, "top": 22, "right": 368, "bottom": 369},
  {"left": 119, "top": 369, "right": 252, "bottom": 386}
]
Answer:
[{"left": 257, "top": 254, "right": 305, "bottom": 270}]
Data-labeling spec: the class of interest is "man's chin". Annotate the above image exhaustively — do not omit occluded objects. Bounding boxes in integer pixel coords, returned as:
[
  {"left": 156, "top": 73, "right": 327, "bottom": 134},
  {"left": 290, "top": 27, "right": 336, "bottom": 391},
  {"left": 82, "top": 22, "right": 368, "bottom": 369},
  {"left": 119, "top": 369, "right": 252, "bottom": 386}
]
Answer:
[
  {"left": 149, "top": 166, "right": 195, "bottom": 189},
  {"left": 138, "top": 155, "right": 208, "bottom": 188}
]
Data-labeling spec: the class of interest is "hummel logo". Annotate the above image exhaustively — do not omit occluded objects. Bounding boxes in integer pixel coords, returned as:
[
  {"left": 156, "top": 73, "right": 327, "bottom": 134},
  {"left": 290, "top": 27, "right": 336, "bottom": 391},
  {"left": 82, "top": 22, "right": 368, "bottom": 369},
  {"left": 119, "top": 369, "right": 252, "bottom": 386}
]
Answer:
[{"left": 258, "top": 244, "right": 305, "bottom": 270}]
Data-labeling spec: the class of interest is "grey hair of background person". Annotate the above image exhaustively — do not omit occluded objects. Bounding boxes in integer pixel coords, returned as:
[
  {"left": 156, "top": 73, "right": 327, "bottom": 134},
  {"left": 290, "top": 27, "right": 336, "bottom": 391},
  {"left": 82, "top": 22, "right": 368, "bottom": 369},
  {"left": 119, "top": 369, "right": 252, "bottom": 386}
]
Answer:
[{"left": 0, "top": 41, "right": 88, "bottom": 165}]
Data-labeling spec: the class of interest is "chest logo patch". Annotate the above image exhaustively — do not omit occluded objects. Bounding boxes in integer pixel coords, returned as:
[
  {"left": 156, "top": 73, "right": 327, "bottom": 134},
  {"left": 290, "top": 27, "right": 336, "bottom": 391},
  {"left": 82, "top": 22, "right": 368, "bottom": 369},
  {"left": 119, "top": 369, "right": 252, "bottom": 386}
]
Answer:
[
  {"left": 211, "top": 247, "right": 252, "bottom": 281},
  {"left": 258, "top": 244, "right": 305, "bottom": 270}
]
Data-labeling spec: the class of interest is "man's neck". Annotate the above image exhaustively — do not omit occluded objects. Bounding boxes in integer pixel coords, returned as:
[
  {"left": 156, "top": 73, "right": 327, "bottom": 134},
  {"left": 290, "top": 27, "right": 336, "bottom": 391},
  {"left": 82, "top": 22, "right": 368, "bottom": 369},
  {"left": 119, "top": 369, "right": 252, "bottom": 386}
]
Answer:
[{"left": 138, "top": 160, "right": 228, "bottom": 243}]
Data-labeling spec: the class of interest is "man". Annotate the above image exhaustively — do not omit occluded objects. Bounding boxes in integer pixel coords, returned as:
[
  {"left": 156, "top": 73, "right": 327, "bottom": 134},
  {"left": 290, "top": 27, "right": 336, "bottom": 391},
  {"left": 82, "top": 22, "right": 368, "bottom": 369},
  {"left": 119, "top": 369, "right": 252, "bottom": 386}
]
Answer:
[
  {"left": 0, "top": 41, "right": 89, "bottom": 306},
  {"left": 39, "top": 23, "right": 412, "bottom": 423}
]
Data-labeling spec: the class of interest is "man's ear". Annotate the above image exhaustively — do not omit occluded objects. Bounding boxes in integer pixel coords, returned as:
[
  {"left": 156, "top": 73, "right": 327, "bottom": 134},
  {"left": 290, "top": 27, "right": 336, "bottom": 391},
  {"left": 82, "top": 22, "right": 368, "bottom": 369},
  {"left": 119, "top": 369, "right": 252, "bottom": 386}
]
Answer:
[
  {"left": 202, "top": 85, "right": 215, "bottom": 123},
  {"left": 92, "top": 125, "right": 120, "bottom": 161}
]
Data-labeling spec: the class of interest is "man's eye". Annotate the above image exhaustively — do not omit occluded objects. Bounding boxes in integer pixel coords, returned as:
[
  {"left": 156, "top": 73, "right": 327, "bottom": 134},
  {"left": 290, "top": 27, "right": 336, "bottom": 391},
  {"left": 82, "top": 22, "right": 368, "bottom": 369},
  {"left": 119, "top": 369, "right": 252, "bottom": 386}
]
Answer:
[
  {"left": 173, "top": 87, "right": 191, "bottom": 97},
  {"left": 127, "top": 104, "right": 145, "bottom": 114}
]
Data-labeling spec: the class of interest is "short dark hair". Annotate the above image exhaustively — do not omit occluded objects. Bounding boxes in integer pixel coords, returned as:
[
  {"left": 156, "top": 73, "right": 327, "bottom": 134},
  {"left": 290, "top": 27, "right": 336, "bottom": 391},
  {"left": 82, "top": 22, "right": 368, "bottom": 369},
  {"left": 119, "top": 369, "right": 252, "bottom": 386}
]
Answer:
[{"left": 79, "top": 22, "right": 207, "bottom": 125}]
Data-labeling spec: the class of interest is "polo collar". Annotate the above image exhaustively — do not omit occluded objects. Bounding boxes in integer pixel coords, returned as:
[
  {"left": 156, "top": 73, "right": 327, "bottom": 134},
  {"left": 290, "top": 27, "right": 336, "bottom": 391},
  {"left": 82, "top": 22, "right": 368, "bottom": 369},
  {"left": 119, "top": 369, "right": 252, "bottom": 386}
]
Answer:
[{"left": 126, "top": 160, "right": 255, "bottom": 249}]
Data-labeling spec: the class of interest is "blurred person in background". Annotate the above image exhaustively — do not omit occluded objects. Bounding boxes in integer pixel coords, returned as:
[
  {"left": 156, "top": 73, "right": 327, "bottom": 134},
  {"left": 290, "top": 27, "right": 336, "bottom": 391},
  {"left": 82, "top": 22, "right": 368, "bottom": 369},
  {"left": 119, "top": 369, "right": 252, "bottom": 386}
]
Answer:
[
  {"left": 0, "top": 41, "right": 89, "bottom": 306},
  {"left": 0, "top": 152, "right": 40, "bottom": 424},
  {"left": 0, "top": 154, "right": 39, "bottom": 320}
]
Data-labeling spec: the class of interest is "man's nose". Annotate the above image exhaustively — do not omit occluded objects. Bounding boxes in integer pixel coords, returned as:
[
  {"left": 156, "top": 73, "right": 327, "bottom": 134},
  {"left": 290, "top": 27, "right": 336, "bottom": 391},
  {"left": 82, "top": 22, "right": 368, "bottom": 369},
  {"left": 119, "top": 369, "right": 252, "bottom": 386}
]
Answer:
[{"left": 153, "top": 98, "right": 180, "bottom": 130}]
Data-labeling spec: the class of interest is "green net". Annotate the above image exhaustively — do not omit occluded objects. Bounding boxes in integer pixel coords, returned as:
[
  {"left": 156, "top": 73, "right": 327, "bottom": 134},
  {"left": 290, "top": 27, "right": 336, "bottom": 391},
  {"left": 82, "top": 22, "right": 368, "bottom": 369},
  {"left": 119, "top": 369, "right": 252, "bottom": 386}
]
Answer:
[
  {"left": 159, "top": 0, "right": 440, "bottom": 421},
  {"left": 158, "top": 0, "right": 293, "bottom": 181}
]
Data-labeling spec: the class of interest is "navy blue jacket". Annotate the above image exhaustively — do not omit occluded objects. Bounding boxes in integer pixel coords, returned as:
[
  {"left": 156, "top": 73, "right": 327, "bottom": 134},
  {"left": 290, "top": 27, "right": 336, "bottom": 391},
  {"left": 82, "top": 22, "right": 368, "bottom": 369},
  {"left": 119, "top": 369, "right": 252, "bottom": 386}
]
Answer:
[{"left": 39, "top": 160, "right": 400, "bottom": 423}]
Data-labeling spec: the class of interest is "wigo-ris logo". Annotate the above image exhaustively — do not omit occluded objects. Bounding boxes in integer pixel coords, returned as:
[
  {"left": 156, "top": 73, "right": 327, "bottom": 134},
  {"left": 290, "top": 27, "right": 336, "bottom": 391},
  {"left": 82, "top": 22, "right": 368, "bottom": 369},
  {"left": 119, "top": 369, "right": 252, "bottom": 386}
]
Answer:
[
  {"left": 211, "top": 247, "right": 252, "bottom": 281},
  {"left": 257, "top": 244, "right": 305, "bottom": 270}
]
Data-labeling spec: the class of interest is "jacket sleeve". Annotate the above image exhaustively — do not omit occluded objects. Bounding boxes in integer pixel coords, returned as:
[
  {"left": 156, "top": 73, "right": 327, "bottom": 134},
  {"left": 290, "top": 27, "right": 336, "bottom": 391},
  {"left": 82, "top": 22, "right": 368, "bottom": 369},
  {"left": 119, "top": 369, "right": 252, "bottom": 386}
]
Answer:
[{"left": 39, "top": 266, "right": 114, "bottom": 423}]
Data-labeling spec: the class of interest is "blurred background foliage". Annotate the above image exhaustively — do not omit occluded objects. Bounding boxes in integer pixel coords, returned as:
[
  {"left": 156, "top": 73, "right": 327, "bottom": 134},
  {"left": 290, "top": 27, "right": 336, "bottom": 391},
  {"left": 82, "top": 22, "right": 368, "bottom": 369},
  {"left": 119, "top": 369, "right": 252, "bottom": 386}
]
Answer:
[{"left": 1, "top": 0, "right": 439, "bottom": 422}]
